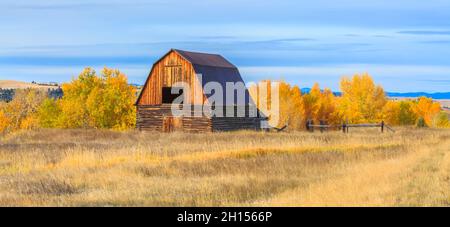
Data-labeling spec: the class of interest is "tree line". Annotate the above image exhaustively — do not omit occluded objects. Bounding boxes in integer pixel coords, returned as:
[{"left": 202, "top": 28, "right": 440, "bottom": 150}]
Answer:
[
  {"left": 0, "top": 67, "right": 136, "bottom": 134},
  {"left": 0, "top": 68, "right": 449, "bottom": 135},
  {"left": 248, "top": 73, "right": 449, "bottom": 129}
]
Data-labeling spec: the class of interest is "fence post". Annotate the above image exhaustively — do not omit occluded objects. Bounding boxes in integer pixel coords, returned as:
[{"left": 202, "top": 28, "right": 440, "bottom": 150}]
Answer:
[
  {"left": 381, "top": 121, "right": 384, "bottom": 133},
  {"left": 310, "top": 120, "right": 314, "bottom": 133},
  {"left": 346, "top": 120, "right": 349, "bottom": 133},
  {"left": 342, "top": 121, "right": 346, "bottom": 133}
]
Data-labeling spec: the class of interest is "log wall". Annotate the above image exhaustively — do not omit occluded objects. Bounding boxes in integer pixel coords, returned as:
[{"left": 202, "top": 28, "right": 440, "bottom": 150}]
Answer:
[
  {"left": 137, "top": 104, "right": 265, "bottom": 132},
  {"left": 211, "top": 117, "right": 264, "bottom": 131},
  {"left": 137, "top": 104, "right": 212, "bottom": 133}
]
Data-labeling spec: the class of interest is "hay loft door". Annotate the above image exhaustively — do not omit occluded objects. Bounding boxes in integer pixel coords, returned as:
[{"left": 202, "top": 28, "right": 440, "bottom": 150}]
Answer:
[
  {"left": 162, "top": 61, "right": 184, "bottom": 104},
  {"left": 162, "top": 116, "right": 183, "bottom": 132},
  {"left": 162, "top": 87, "right": 183, "bottom": 104}
]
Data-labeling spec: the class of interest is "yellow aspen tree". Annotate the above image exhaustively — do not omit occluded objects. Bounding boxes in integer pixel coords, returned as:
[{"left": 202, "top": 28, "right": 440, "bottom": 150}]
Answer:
[
  {"left": 59, "top": 67, "right": 101, "bottom": 128},
  {"left": 0, "top": 109, "right": 11, "bottom": 134},
  {"left": 412, "top": 97, "right": 441, "bottom": 126},
  {"left": 338, "top": 73, "right": 387, "bottom": 123},
  {"left": 1, "top": 89, "right": 46, "bottom": 132},
  {"left": 277, "top": 82, "right": 292, "bottom": 128},
  {"left": 382, "top": 101, "right": 401, "bottom": 125},
  {"left": 96, "top": 67, "right": 136, "bottom": 130},
  {"left": 398, "top": 100, "right": 417, "bottom": 125},
  {"left": 288, "top": 85, "right": 304, "bottom": 130},
  {"left": 302, "top": 83, "right": 320, "bottom": 122},
  {"left": 316, "top": 88, "right": 338, "bottom": 124},
  {"left": 38, "top": 98, "right": 62, "bottom": 128},
  {"left": 57, "top": 67, "right": 136, "bottom": 130}
]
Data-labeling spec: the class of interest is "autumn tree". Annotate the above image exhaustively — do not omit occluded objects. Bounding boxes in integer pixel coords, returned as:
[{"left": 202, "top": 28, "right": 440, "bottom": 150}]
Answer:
[
  {"left": 57, "top": 68, "right": 101, "bottom": 128},
  {"left": 398, "top": 100, "right": 417, "bottom": 125},
  {"left": 287, "top": 85, "right": 304, "bottom": 129},
  {"left": 338, "top": 73, "right": 387, "bottom": 123},
  {"left": 315, "top": 88, "right": 339, "bottom": 124},
  {"left": 39, "top": 67, "right": 137, "bottom": 130},
  {"left": 302, "top": 83, "right": 320, "bottom": 123},
  {"left": 38, "top": 98, "right": 62, "bottom": 128},
  {"left": 382, "top": 100, "right": 420, "bottom": 126},
  {"left": 382, "top": 101, "right": 401, "bottom": 125},
  {"left": 278, "top": 82, "right": 303, "bottom": 129},
  {"left": 248, "top": 80, "right": 305, "bottom": 129},
  {"left": 412, "top": 97, "right": 441, "bottom": 127},
  {"left": 0, "top": 108, "right": 11, "bottom": 134},
  {"left": 86, "top": 68, "right": 136, "bottom": 129},
  {"left": 0, "top": 89, "right": 46, "bottom": 133}
]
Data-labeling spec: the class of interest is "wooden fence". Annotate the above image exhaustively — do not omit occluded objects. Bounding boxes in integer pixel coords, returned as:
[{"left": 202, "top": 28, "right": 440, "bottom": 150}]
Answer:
[{"left": 306, "top": 120, "right": 395, "bottom": 133}]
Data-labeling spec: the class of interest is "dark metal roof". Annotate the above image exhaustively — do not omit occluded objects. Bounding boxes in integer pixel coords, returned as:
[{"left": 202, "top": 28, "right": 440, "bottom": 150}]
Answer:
[
  {"left": 173, "top": 49, "right": 252, "bottom": 105},
  {"left": 136, "top": 49, "right": 255, "bottom": 106},
  {"left": 192, "top": 64, "right": 253, "bottom": 105},
  {"left": 173, "top": 49, "right": 236, "bottom": 68}
]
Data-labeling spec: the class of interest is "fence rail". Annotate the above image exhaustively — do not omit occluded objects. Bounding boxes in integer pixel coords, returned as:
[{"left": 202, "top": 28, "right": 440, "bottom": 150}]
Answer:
[{"left": 306, "top": 120, "right": 395, "bottom": 133}]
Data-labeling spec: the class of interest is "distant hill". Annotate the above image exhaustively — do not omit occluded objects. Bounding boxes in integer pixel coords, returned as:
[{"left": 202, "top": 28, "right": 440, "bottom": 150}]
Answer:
[
  {"left": 386, "top": 92, "right": 450, "bottom": 99},
  {"left": 129, "top": 83, "right": 143, "bottom": 88},
  {"left": 0, "top": 80, "right": 62, "bottom": 102},
  {"left": 0, "top": 80, "right": 59, "bottom": 90},
  {"left": 300, "top": 88, "right": 450, "bottom": 99}
]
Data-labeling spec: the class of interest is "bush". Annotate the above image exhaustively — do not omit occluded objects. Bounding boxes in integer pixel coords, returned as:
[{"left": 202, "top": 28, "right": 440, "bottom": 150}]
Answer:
[
  {"left": 432, "top": 112, "right": 450, "bottom": 128},
  {"left": 416, "top": 117, "right": 427, "bottom": 128}
]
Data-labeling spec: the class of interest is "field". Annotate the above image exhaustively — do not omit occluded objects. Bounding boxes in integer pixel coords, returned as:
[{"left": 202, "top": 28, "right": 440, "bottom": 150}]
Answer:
[
  {"left": 436, "top": 99, "right": 450, "bottom": 109},
  {"left": 0, "top": 128, "right": 449, "bottom": 207},
  {"left": 0, "top": 80, "right": 58, "bottom": 89}
]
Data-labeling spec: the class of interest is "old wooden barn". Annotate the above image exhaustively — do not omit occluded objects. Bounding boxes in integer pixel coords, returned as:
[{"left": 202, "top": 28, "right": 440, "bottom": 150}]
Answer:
[{"left": 135, "top": 49, "right": 266, "bottom": 132}]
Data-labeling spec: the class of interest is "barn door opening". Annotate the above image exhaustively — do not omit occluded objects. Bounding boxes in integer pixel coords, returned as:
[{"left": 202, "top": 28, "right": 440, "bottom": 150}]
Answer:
[
  {"left": 162, "top": 116, "right": 183, "bottom": 132},
  {"left": 162, "top": 87, "right": 183, "bottom": 104}
]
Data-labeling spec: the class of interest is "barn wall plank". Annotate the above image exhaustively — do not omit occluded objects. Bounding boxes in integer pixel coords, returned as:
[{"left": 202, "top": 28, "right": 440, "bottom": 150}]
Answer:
[{"left": 137, "top": 51, "right": 205, "bottom": 105}]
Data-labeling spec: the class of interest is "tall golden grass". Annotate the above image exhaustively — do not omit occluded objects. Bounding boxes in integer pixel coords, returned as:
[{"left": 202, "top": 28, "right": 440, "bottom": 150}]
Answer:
[{"left": 0, "top": 128, "right": 449, "bottom": 206}]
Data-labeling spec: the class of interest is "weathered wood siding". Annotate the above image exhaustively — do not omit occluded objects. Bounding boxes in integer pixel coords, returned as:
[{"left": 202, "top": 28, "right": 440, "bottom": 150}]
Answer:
[
  {"left": 137, "top": 104, "right": 264, "bottom": 132},
  {"left": 211, "top": 117, "right": 264, "bottom": 131},
  {"left": 209, "top": 106, "right": 264, "bottom": 131},
  {"left": 137, "top": 51, "right": 205, "bottom": 105},
  {"left": 137, "top": 104, "right": 212, "bottom": 133}
]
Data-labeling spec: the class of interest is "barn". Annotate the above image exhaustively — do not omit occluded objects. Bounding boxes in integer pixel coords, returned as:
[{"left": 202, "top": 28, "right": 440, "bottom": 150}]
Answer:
[{"left": 135, "top": 49, "right": 266, "bottom": 132}]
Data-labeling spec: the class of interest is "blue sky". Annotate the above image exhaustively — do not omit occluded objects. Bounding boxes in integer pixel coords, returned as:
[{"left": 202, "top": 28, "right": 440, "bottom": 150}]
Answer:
[{"left": 1, "top": 0, "right": 450, "bottom": 92}]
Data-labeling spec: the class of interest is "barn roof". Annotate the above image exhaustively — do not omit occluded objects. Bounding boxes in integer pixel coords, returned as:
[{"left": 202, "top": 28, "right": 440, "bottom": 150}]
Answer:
[
  {"left": 173, "top": 49, "right": 236, "bottom": 68},
  {"left": 136, "top": 49, "right": 254, "bottom": 105},
  {"left": 174, "top": 49, "right": 252, "bottom": 105}
]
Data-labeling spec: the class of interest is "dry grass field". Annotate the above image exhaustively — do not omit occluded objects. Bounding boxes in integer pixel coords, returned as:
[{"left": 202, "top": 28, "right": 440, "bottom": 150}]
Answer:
[
  {"left": 0, "top": 80, "right": 58, "bottom": 89},
  {"left": 0, "top": 128, "right": 449, "bottom": 207}
]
